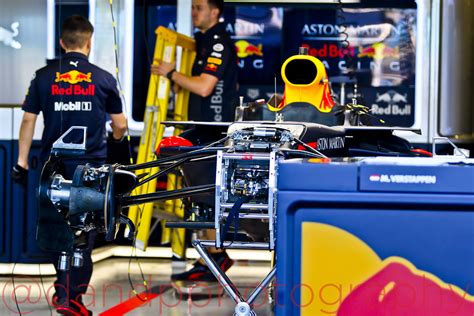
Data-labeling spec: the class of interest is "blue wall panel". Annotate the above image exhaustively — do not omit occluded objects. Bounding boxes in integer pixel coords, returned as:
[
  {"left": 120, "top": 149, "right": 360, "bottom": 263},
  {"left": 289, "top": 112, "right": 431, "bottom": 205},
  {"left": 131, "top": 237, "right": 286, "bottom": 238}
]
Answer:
[
  {"left": 0, "top": 140, "right": 12, "bottom": 262},
  {"left": 11, "top": 141, "right": 49, "bottom": 263}
]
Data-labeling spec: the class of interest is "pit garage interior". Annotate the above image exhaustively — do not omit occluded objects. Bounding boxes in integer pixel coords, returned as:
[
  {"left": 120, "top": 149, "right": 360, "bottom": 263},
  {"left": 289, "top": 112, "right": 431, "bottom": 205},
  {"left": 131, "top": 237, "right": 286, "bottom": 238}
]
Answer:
[{"left": 1, "top": 0, "right": 473, "bottom": 315}]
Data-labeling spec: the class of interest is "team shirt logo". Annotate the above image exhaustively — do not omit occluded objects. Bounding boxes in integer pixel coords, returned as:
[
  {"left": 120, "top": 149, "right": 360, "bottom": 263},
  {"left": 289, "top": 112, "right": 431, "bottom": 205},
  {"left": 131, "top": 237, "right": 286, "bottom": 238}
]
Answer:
[
  {"left": 52, "top": 70, "right": 95, "bottom": 96},
  {"left": 55, "top": 70, "right": 92, "bottom": 84},
  {"left": 205, "top": 64, "right": 218, "bottom": 72},
  {"left": 207, "top": 57, "right": 222, "bottom": 65},
  {"left": 212, "top": 43, "right": 224, "bottom": 52},
  {"left": 54, "top": 101, "right": 92, "bottom": 111}
]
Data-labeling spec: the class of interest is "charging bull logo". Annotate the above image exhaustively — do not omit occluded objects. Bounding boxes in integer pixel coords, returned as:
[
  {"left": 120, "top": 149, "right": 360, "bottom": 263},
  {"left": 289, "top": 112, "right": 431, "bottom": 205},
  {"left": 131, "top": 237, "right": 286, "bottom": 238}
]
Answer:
[
  {"left": 338, "top": 259, "right": 474, "bottom": 316},
  {"left": 376, "top": 90, "right": 408, "bottom": 104},
  {"left": 55, "top": 70, "right": 92, "bottom": 84},
  {"left": 204, "top": 63, "right": 218, "bottom": 72},
  {"left": 0, "top": 22, "right": 21, "bottom": 49},
  {"left": 371, "top": 90, "right": 411, "bottom": 116},
  {"left": 300, "top": 223, "right": 474, "bottom": 316},
  {"left": 357, "top": 43, "right": 400, "bottom": 60},
  {"left": 235, "top": 40, "right": 263, "bottom": 59}
]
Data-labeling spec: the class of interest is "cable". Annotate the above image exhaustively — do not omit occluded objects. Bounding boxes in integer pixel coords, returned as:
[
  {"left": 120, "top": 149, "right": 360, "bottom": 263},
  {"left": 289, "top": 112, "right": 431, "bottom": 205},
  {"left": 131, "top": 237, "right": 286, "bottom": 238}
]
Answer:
[
  {"left": 336, "top": 0, "right": 355, "bottom": 79},
  {"left": 38, "top": 264, "right": 54, "bottom": 316},
  {"left": 10, "top": 261, "right": 22, "bottom": 315},
  {"left": 127, "top": 205, "right": 151, "bottom": 302},
  {"left": 10, "top": 226, "right": 53, "bottom": 316},
  {"left": 108, "top": 0, "right": 134, "bottom": 165}
]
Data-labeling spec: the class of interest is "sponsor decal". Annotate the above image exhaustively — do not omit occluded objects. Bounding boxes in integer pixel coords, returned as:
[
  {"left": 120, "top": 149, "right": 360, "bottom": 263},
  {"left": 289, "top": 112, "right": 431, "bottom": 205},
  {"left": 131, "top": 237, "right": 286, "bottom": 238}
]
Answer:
[
  {"left": 235, "top": 40, "right": 263, "bottom": 58},
  {"left": 0, "top": 22, "right": 21, "bottom": 49},
  {"left": 301, "top": 43, "right": 355, "bottom": 59},
  {"left": 212, "top": 43, "right": 224, "bottom": 52},
  {"left": 316, "top": 136, "right": 345, "bottom": 151},
  {"left": 54, "top": 101, "right": 92, "bottom": 111},
  {"left": 371, "top": 90, "right": 412, "bottom": 116},
  {"left": 51, "top": 84, "right": 95, "bottom": 96},
  {"left": 301, "top": 23, "right": 403, "bottom": 39},
  {"left": 207, "top": 57, "right": 222, "bottom": 65},
  {"left": 369, "top": 174, "right": 381, "bottom": 182},
  {"left": 375, "top": 90, "right": 407, "bottom": 103},
  {"left": 211, "top": 51, "right": 222, "bottom": 58},
  {"left": 55, "top": 70, "right": 92, "bottom": 84},
  {"left": 226, "top": 22, "right": 265, "bottom": 35},
  {"left": 204, "top": 64, "right": 218, "bottom": 72},
  {"left": 369, "top": 174, "right": 436, "bottom": 184},
  {"left": 210, "top": 80, "right": 224, "bottom": 121},
  {"left": 246, "top": 88, "right": 260, "bottom": 100},
  {"left": 357, "top": 43, "right": 400, "bottom": 60},
  {"left": 69, "top": 61, "right": 79, "bottom": 67}
]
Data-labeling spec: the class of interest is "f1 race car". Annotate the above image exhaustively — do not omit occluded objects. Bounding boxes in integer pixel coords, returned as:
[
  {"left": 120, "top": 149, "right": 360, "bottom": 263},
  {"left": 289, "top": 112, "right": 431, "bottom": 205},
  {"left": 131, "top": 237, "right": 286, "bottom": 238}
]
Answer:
[{"left": 37, "top": 50, "right": 431, "bottom": 315}]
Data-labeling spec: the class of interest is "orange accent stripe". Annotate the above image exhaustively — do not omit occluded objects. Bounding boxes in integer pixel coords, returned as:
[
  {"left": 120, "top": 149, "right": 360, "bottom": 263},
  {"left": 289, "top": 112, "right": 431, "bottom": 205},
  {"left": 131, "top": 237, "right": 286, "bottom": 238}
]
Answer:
[{"left": 99, "top": 292, "right": 159, "bottom": 316}]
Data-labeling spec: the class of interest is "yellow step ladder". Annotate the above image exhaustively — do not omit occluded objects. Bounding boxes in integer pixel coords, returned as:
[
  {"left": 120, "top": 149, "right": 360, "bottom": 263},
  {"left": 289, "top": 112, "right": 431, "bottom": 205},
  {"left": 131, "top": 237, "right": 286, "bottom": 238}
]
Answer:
[{"left": 127, "top": 26, "right": 195, "bottom": 256}]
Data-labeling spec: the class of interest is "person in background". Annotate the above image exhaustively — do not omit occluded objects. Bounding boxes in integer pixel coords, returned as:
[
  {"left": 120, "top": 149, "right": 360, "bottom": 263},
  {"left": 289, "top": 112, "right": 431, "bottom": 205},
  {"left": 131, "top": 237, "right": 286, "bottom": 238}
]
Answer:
[
  {"left": 12, "top": 15, "right": 127, "bottom": 316},
  {"left": 151, "top": 0, "right": 237, "bottom": 282}
]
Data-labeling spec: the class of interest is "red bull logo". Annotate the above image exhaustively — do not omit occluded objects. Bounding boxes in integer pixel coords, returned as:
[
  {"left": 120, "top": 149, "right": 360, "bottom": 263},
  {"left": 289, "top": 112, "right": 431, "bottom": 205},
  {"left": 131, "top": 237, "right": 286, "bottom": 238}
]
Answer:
[
  {"left": 338, "top": 258, "right": 474, "bottom": 316},
  {"left": 55, "top": 70, "right": 92, "bottom": 84},
  {"left": 235, "top": 40, "right": 263, "bottom": 59},
  {"left": 357, "top": 43, "right": 400, "bottom": 60},
  {"left": 317, "top": 81, "right": 335, "bottom": 113},
  {"left": 204, "top": 63, "right": 218, "bottom": 72},
  {"left": 300, "top": 223, "right": 474, "bottom": 315}
]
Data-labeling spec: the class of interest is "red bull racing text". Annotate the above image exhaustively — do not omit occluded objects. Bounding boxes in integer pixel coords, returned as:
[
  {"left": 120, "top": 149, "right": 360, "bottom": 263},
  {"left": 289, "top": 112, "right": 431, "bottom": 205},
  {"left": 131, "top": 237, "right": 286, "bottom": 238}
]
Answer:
[
  {"left": 52, "top": 70, "right": 95, "bottom": 96},
  {"left": 51, "top": 84, "right": 95, "bottom": 96}
]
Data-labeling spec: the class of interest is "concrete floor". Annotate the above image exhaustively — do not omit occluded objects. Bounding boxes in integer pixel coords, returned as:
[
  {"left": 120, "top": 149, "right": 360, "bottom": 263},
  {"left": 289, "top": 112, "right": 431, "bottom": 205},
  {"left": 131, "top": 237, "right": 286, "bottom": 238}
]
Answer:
[{"left": 0, "top": 258, "right": 274, "bottom": 315}]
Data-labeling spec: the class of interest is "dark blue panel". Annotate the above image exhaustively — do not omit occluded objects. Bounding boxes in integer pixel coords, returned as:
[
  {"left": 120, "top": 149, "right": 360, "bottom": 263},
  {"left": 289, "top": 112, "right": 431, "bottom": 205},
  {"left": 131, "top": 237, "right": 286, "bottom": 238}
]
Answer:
[
  {"left": 11, "top": 141, "right": 50, "bottom": 264},
  {"left": 0, "top": 140, "right": 12, "bottom": 262},
  {"left": 278, "top": 160, "right": 358, "bottom": 191},
  {"left": 276, "top": 160, "right": 474, "bottom": 316},
  {"left": 293, "top": 208, "right": 474, "bottom": 293}
]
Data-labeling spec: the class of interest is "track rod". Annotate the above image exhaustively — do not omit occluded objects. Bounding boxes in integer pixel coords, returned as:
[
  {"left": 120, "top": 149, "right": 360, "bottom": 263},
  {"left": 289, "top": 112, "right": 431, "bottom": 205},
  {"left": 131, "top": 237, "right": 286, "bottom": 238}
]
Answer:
[{"left": 121, "top": 184, "right": 215, "bottom": 207}]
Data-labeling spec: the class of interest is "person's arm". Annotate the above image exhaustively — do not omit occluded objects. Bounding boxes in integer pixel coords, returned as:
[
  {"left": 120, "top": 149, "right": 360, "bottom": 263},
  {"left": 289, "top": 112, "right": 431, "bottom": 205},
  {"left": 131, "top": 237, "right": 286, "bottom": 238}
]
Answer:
[
  {"left": 109, "top": 113, "right": 127, "bottom": 141},
  {"left": 17, "top": 112, "right": 38, "bottom": 169},
  {"left": 151, "top": 61, "right": 218, "bottom": 97}
]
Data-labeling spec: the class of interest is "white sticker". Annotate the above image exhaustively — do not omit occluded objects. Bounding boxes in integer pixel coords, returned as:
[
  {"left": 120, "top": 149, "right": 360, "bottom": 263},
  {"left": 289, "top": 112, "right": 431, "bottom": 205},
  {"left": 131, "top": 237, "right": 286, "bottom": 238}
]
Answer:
[
  {"left": 211, "top": 52, "right": 222, "bottom": 58},
  {"left": 213, "top": 43, "right": 224, "bottom": 52}
]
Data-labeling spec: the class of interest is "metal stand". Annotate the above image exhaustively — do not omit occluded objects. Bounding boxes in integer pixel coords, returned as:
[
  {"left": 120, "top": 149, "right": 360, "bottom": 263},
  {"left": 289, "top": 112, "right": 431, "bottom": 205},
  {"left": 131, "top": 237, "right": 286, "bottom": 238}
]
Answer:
[{"left": 193, "top": 239, "right": 276, "bottom": 316}]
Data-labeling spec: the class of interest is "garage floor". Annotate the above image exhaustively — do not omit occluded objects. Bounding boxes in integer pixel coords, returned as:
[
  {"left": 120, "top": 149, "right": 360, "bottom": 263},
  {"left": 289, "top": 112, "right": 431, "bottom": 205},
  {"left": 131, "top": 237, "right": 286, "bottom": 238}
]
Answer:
[{"left": 0, "top": 258, "right": 274, "bottom": 315}]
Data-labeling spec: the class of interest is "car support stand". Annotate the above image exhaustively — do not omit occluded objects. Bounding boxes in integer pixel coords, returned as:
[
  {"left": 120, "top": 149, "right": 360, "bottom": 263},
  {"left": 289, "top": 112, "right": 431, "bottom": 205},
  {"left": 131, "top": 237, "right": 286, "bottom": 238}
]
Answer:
[{"left": 193, "top": 239, "right": 277, "bottom": 316}]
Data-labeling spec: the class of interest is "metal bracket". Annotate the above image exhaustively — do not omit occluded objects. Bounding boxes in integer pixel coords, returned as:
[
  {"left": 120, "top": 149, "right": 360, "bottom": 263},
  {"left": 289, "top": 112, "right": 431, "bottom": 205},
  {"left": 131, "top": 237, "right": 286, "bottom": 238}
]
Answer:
[
  {"left": 192, "top": 239, "right": 276, "bottom": 316},
  {"left": 432, "top": 137, "right": 469, "bottom": 158}
]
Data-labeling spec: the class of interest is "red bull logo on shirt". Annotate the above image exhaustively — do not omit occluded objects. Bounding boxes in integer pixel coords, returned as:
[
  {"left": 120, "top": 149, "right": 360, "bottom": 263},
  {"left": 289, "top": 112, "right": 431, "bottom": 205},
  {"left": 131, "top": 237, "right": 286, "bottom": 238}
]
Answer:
[
  {"left": 55, "top": 70, "right": 92, "bottom": 84},
  {"left": 204, "top": 63, "right": 218, "bottom": 72},
  {"left": 51, "top": 84, "right": 95, "bottom": 96},
  {"left": 52, "top": 70, "right": 95, "bottom": 96},
  {"left": 235, "top": 40, "right": 263, "bottom": 59}
]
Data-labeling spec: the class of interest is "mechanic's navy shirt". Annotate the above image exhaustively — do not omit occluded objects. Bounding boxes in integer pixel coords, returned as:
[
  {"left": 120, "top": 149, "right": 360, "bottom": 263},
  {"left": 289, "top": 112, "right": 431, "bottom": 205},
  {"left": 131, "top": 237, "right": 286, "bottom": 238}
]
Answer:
[
  {"left": 22, "top": 52, "right": 123, "bottom": 161},
  {"left": 188, "top": 23, "right": 238, "bottom": 122}
]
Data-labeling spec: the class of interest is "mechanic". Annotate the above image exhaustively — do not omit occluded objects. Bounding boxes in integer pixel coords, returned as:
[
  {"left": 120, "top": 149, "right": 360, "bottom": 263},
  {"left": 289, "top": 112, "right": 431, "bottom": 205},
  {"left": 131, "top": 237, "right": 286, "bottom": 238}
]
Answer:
[
  {"left": 151, "top": 0, "right": 237, "bottom": 282},
  {"left": 11, "top": 15, "right": 127, "bottom": 316}
]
